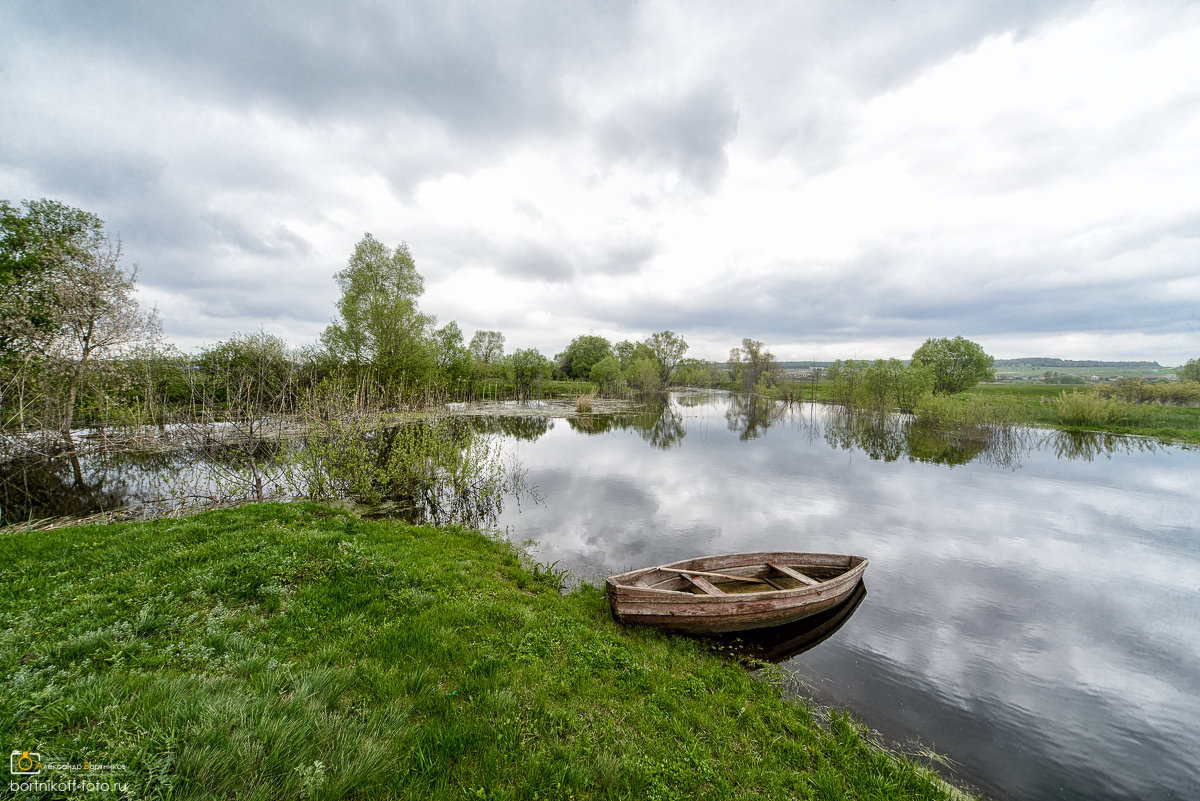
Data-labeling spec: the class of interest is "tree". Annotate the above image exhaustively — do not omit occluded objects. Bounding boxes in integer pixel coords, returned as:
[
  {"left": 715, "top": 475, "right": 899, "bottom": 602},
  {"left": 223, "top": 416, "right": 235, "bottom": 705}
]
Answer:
[
  {"left": 910, "top": 336, "right": 995, "bottom": 395},
  {"left": 469, "top": 329, "right": 505, "bottom": 364},
  {"left": 826, "top": 360, "right": 865, "bottom": 408},
  {"left": 614, "top": 339, "right": 636, "bottom": 368},
  {"left": 51, "top": 238, "right": 162, "bottom": 437},
  {"left": 727, "top": 338, "right": 781, "bottom": 391},
  {"left": 852, "top": 358, "right": 934, "bottom": 413},
  {"left": 199, "top": 330, "right": 294, "bottom": 409},
  {"left": 625, "top": 356, "right": 661, "bottom": 393},
  {"left": 1179, "top": 358, "right": 1200, "bottom": 383},
  {"left": 506, "top": 348, "right": 553, "bottom": 401},
  {"left": 320, "top": 233, "right": 434, "bottom": 390},
  {"left": 1, "top": 199, "right": 107, "bottom": 361},
  {"left": 432, "top": 322, "right": 472, "bottom": 385},
  {"left": 645, "top": 330, "right": 688, "bottom": 384},
  {"left": 556, "top": 335, "right": 613, "bottom": 380},
  {"left": 1, "top": 200, "right": 161, "bottom": 438},
  {"left": 589, "top": 355, "right": 627, "bottom": 396}
]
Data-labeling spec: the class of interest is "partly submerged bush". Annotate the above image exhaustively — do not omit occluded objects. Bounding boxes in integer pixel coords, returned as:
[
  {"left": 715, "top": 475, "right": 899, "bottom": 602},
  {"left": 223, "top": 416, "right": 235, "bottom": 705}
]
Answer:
[
  {"left": 827, "top": 359, "right": 933, "bottom": 414},
  {"left": 289, "top": 380, "right": 524, "bottom": 525}
]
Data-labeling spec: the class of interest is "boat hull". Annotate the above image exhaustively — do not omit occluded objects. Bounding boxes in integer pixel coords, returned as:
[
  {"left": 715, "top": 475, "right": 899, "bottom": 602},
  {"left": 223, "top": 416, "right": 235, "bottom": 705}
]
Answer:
[{"left": 606, "top": 551, "right": 868, "bottom": 634}]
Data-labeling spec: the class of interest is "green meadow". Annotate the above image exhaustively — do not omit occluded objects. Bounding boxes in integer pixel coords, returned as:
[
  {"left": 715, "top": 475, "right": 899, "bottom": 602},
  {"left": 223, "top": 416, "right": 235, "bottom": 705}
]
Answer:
[{"left": 2, "top": 503, "right": 962, "bottom": 800}]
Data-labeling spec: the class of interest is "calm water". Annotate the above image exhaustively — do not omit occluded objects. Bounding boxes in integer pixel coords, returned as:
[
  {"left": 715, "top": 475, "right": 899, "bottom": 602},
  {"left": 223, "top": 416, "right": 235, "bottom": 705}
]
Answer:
[
  {"left": 488, "top": 392, "right": 1199, "bottom": 801},
  {"left": 4, "top": 394, "right": 1197, "bottom": 799}
]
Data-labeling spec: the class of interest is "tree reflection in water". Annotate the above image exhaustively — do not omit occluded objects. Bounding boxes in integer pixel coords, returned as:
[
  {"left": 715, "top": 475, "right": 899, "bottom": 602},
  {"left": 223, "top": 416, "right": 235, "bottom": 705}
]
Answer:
[
  {"left": 2, "top": 392, "right": 1167, "bottom": 526},
  {"left": 1045, "top": 430, "right": 1161, "bottom": 462},
  {"left": 1, "top": 451, "right": 142, "bottom": 522},
  {"left": 724, "top": 393, "right": 788, "bottom": 440},
  {"left": 468, "top": 415, "right": 554, "bottom": 442},
  {"left": 821, "top": 407, "right": 1032, "bottom": 468},
  {"left": 567, "top": 395, "right": 687, "bottom": 450}
]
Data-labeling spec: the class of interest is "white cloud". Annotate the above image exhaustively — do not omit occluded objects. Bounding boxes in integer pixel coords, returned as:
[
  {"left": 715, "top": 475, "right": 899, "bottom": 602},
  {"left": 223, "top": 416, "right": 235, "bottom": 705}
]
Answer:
[{"left": 1, "top": 0, "right": 1197, "bottom": 363}]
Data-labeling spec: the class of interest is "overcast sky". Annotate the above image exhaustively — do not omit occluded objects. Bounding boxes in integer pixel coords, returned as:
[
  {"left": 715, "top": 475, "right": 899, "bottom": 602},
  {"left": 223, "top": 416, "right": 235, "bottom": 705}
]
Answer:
[{"left": 3, "top": 1, "right": 1198, "bottom": 365}]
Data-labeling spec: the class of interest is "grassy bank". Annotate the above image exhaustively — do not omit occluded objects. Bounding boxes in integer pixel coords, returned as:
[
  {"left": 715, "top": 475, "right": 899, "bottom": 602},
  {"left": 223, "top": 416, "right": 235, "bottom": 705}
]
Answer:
[
  {"left": 963, "top": 384, "right": 1200, "bottom": 443},
  {"left": 1, "top": 504, "right": 960, "bottom": 800},
  {"left": 767, "top": 381, "right": 1200, "bottom": 444}
]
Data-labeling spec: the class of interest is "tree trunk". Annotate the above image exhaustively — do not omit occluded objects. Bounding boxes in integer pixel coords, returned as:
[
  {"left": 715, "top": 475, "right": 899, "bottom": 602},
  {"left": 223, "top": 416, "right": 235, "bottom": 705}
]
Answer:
[{"left": 62, "top": 358, "right": 86, "bottom": 442}]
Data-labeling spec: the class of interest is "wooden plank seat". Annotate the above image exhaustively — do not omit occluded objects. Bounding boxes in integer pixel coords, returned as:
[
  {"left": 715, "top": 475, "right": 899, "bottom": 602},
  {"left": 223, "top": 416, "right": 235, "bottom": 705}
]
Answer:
[
  {"left": 680, "top": 572, "right": 727, "bottom": 595},
  {"left": 767, "top": 562, "right": 819, "bottom": 586}
]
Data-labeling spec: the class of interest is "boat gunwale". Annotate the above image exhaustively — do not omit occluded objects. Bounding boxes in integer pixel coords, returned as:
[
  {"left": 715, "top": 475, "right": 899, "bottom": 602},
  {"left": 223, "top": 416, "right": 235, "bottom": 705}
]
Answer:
[{"left": 606, "top": 552, "right": 868, "bottom": 603}]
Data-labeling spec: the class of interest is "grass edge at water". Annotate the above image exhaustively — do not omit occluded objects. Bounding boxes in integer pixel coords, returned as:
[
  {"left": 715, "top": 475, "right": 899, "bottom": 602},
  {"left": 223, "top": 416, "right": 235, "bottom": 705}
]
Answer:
[{"left": 0, "top": 502, "right": 971, "bottom": 800}]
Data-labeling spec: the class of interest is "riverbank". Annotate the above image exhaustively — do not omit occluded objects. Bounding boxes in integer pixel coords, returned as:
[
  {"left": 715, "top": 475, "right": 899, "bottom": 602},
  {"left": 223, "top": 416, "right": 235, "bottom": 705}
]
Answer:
[
  {"left": 771, "top": 381, "right": 1200, "bottom": 444},
  {"left": 965, "top": 383, "right": 1200, "bottom": 443},
  {"left": 1, "top": 503, "right": 965, "bottom": 800}
]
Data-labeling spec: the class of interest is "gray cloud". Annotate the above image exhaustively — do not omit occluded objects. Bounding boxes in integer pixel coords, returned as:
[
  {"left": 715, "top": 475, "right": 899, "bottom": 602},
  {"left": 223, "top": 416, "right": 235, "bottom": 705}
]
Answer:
[
  {"left": 8, "top": 1, "right": 631, "bottom": 140},
  {"left": 592, "top": 239, "right": 658, "bottom": 277},
  {"left": 598, "top": 81, "right": 740, "bottom": 191},
  {"left": 493, "top": 235, "right": 658, "bottom": 283},
  {"left": 585, "top": 226, "right": 1199, "bottom": 352},
  {"left": 502, "top": 241, "right": 576, "bottom": 283},
  {"left": 2, "top": 1, "right": 1196, "bottom": 362}
]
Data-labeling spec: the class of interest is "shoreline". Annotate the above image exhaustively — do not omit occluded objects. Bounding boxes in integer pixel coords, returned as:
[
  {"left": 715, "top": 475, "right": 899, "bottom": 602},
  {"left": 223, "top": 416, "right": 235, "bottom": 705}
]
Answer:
[{"left": 1, "top": 502, "right": 975, "bottom": 799}]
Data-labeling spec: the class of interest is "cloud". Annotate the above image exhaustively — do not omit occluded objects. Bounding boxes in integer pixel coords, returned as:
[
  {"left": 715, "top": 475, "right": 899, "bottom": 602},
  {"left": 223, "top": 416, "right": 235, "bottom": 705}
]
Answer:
[
  {"left": 2, "top": 1, "right": 1198, "bottom": 363},
  {"left": 597, "top": 81, "right": 740, "bottom": 191},
  {"left": 7, "top": 2, "right": 634, "bottom": 138}
]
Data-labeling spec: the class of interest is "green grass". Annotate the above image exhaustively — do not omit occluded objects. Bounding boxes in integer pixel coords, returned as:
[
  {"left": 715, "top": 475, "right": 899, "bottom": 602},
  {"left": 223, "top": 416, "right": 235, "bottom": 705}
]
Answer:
[
  {"left": 767, "top": 381, "right": 1200, "bottom": 444},
  {"left": 1, "top": 504, "right": 961, "bottom": 800},
  {"left": 964, "top": 384, "right": 1200, "bottom": 443}
]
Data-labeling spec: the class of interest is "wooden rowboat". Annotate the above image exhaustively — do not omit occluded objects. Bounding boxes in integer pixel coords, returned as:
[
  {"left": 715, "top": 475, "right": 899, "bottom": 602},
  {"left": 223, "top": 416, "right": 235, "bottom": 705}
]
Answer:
[
  {"left": 712, "top": 580, "right": 867, "bottom": 663},
  {"left": 606, "top": 551, "right": 868, "bottom": 634}
]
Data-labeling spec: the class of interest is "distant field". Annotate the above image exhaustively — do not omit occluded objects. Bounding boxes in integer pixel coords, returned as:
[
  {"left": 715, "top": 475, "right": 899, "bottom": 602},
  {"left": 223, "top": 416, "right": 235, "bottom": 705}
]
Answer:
[
  {"left": 992, "top": 365, "right": 1178, "bottom": 380},
  {"left": 776, "top": 360, "right": 1182, "bottom": 381}
]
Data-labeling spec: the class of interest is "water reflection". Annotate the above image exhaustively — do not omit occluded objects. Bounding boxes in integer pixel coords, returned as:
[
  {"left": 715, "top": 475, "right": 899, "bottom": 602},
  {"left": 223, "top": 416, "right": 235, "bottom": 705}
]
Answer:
[
  {"left": 469, "top": 415, "right": 555, "bottom": 442},
  {"left": 3, "top": 395, "right": 1172, "bottom": 527},
  {"left": 821, "top": 409, "right": 1031, "bottom": 468},
  {"left": 0, "top": 454, "right": 127, "bottom": 522},
  {"left": 708, "top": 581, "right": 867, "bottom": 664},
  {"left": 1044, "top": 429, "right": 1162, "bottom": 461},
  {"left": 725, "top": 393, "right": 788, "bottom": 440},
  {"left": 566, "top": 396, "right": 687, "bottom": 450},
  {"left": 492, "top": 392, "right": 1200, "bottom": 801}
]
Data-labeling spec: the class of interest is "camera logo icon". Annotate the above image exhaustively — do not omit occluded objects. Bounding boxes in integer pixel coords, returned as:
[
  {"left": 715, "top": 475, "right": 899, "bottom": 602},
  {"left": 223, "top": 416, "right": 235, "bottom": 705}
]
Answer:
[{"left": 10, "top": 750, "right": 41, "bottom": 775}]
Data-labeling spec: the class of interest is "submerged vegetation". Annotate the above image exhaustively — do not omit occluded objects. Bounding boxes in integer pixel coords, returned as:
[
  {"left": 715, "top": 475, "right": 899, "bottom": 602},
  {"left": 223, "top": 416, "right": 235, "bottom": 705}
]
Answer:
[{"left": 1, "top": 503, "right": 963, "bottom": 800}]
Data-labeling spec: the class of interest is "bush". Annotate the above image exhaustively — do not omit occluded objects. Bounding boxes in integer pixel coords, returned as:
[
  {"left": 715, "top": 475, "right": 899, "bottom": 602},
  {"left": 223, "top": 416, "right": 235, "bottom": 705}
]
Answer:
[
  {"left": 290, "top": 380, "right": 514, "bottom": 524},
  {"left": 1054, "top": 391, "right": 1121, "bottom": 427},
  {"left": 913, "top": 394, "right": 972, "bottom": 428},
  {"left": 828, "top": 359, "right": 933, "bottom": 413},
  {"left": 1096, "top": 378, "right": 1200, "bottom": 407}
]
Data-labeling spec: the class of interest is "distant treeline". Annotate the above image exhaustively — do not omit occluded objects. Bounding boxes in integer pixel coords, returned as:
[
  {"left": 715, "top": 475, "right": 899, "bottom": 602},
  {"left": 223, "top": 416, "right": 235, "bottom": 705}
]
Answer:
[
  {"left": 995, "top": 358, "right": 1162, "bottom": 369},
  {"left": 786, "top": 358, "right": 1167, "bottom": 371},
  {"left": 778, "top": 361, "right": 837, "bottom": 370}
]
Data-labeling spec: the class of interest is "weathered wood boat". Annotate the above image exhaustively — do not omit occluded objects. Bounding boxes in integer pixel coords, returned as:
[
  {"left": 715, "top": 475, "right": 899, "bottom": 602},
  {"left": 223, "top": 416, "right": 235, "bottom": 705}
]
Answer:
[
  {"left": 712, "top": 580, "right": 867, "bottom": 663},
  {"left": 606, "top": 551, "right": 868, "bottom": 634}
]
